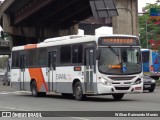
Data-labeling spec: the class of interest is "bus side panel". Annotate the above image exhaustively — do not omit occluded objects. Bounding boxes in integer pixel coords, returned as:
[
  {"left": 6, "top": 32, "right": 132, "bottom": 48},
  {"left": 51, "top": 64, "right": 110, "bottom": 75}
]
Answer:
[
  {"left": 11, "top": 69, "right": 20, "bottom": 90},
  {"left": 41, "top": 67, "right": 49, "bottom": 92},
  {"left": 143, "top": 61, "right": 150, "bottom": 72},
  {"left": 152, "top": 51, "right": 160, "bottom": 72},
  {"left": 55, "top": 66, "right": 84, "bottom": 94},
  {"left": 11, "top": 68, "right": 31, "bottom": 91},
  {"left": 27, "top": 68, "right": 48, "bottom": 93}
]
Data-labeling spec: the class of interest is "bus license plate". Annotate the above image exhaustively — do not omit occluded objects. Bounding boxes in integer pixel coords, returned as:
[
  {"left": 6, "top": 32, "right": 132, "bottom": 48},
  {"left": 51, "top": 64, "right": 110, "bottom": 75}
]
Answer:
[{"left": 144, "top": 85, "right": 151, "bottom": 88}]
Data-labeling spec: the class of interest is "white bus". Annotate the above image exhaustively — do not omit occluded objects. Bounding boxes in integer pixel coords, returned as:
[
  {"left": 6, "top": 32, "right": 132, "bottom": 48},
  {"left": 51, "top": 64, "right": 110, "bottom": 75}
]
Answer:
[{"left": 11, "top": 35, "right": 143, "bottom": 100}]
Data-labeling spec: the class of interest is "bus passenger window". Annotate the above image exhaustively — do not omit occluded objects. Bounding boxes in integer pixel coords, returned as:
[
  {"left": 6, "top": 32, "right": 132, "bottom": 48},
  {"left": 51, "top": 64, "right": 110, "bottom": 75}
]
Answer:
[
  {"left": 72, "top": 45, "right": 83, "bottom": 64},
  {"left": 38, "top": 48, "right": 47, "bottom": 66},
  {"left": 12, "top": 52, "right": 19, "bottom": 68},
  {"left": 60, "top": 45, "right": 71, "bottom": 64},
  {"left": 28, "top": 49, "right": 38, "bottom": 67}
]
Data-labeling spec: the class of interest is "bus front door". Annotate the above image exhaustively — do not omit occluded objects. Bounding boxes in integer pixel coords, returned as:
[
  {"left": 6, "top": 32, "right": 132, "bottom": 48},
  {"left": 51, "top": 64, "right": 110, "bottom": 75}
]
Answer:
[
  {"left": 20, "top": 54, "right": 26, "bottom": 90},
  {"left": 48, "top": 52, "right": 57, "bottom": 92},
  {"left": 85, "top": 48, "right": 95, "bottom": 93}
]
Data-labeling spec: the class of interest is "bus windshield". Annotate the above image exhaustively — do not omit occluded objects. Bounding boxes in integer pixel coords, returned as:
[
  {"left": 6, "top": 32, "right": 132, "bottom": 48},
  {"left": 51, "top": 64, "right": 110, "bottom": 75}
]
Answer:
[{"left": 98, "top": 47, "right": 141, "bottom": 75}]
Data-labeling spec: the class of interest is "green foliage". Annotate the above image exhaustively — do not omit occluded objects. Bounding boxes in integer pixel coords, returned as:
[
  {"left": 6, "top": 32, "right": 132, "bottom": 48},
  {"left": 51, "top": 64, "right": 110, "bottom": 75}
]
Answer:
[{"left": 139, "top": 3, "right": 160, "bottom": 49}]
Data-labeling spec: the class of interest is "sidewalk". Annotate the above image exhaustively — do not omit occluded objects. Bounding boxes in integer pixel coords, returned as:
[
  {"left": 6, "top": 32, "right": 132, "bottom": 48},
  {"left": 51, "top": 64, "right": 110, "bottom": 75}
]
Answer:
[{"left": 0, "top": 82, "right": 17, "bottom": 92}]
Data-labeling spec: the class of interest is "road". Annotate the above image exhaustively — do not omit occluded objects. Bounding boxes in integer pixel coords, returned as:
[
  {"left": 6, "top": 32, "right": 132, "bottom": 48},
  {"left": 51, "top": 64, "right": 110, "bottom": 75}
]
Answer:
[{"left": 0, "top": 78, "right": 160, "bottom": 120}]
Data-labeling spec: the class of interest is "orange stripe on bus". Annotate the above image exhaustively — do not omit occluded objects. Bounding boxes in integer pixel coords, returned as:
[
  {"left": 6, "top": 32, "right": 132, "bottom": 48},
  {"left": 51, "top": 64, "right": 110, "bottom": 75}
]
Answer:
[
  {"left": 24, "top": 44, "right": 37, "bottom": 50},
  {"left": 28, "top": 68, "right": 48, "bottom": 92}
]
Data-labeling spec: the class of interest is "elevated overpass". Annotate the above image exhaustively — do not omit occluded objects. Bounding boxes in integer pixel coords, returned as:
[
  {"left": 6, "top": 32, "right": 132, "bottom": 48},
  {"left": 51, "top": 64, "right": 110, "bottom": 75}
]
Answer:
[{"left": 0, "top": 0, "right": 138, "bottom": 48}]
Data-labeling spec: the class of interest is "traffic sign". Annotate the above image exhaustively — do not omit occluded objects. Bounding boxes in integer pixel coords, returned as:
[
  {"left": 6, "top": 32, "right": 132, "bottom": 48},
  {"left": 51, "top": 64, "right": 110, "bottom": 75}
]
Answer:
[
  {"left": 150, "top": 8, "right": 160, "bottom": 20},
  {"left": 150, "top": 8, "right": 160, "bottom": 16}
]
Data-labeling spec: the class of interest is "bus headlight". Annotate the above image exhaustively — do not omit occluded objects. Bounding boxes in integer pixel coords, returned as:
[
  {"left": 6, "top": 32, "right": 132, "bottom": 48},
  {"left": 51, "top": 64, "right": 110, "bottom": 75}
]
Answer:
[
  {"left": 151, "top": 79, "right": 155, "bottom": 83},
  {"left": 133, "top": 78, "right": 142, "bottom": 85},
  {"left": 99, "top": 77, "right": 110, "bottom": 85}
]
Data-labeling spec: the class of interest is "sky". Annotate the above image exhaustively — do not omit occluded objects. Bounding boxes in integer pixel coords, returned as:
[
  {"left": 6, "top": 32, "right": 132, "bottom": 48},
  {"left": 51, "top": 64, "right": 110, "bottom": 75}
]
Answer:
[{"left": 138, "top": 0, "right": 157, "bottom": 12}]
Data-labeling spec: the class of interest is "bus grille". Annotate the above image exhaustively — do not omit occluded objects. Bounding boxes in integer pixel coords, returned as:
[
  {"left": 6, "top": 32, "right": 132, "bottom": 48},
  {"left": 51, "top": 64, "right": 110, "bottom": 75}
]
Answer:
[
  {"left": 109, "top": 76, "right": 136, "bottom": 81},
  {"left": 115, "top": 87, "right": 130, "bottom": 90}
]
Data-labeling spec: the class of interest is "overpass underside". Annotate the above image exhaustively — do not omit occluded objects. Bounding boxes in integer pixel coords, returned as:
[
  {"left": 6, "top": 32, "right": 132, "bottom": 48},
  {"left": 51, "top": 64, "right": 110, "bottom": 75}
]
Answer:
[
  {"left": 2, "top": 0, "right": 92, "bottom": 44},
  {"left": 0, "top": 0, "right": 138, "bottom": 47}
]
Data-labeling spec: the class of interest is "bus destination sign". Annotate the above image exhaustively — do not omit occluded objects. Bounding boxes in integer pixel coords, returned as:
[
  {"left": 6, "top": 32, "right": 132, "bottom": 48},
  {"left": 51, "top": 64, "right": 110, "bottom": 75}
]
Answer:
[{"left": 98, "top": 37, "right": 139, "bottom": 46}]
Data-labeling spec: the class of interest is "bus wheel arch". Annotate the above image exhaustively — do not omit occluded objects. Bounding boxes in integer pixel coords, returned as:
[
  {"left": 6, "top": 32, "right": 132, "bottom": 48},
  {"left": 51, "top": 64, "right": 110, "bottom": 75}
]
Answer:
[
  {"left": 72, "top": 79, "right": 86, "bottom": 101},
  {"left": 30, "top": 79, "right": 46, "bottom": 97}
]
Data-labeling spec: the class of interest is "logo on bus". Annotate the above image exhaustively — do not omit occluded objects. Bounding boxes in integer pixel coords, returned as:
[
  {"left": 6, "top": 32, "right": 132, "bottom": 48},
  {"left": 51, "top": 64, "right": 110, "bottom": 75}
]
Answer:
[{"left": 56, "top": 74, "right": 67, "bottom": 80}]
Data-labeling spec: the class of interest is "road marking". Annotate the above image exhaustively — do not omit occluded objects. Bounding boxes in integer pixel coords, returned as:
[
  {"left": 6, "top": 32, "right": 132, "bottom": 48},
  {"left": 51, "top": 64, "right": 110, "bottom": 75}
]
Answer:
[
  {"left": 0, "top": 106, "right": 29, "bottom": 111},
  {"left": 0, "top": 91, "right": 31, "bottom": 95}
]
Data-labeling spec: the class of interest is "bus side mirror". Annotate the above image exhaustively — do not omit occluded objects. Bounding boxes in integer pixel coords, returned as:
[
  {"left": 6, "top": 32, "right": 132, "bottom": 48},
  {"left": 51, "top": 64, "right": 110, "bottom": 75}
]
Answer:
[
  {"left": 136, "top": 52, "right": 140, "bottom": 63},
  {"left": 96, "top": 49, "right": 101, "bottom": 60}
]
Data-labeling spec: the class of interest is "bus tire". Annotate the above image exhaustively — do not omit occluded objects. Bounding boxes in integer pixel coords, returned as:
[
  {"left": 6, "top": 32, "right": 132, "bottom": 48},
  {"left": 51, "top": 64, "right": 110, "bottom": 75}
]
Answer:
[
  {"left": 149, "top": 88, "right": 154, "bottom": 92},
  {"left": 74, "top": 81, "right": 86, "bottom": 101},
  {"left": 31, "top": 81, "right": 40, "bottom": 97},
  {"left": 112, "top": 93, "right": 124, "bottom": 100}
]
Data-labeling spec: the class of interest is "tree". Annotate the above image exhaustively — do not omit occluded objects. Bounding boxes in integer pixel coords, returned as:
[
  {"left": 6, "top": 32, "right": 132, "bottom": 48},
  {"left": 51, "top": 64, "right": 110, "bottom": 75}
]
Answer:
[
  {"left": 0, "top": 56, "right": 9, "bottom": 69},
  {"left": 139, "top": 3, "right": 160, "bottom": 50}
]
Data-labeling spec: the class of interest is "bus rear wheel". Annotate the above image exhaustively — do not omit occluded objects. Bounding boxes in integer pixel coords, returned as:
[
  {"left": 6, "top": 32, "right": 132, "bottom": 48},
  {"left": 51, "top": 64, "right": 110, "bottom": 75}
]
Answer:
[
  {"left": 74, "top": 81, "right": 86, "bottom": 101},
  {"left": 31, "top": 81, "right": 38, "bottom": 97},
  {"left": 31, "top": 81, "right": 46, "bottom": 97},
  {"left": 112, "top": 93, "right": 124, "bottom": 100}
]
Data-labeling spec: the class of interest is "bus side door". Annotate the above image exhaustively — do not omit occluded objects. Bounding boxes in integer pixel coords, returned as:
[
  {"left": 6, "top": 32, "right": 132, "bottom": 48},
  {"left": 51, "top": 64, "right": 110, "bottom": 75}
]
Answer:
[
  {"left": 48, "top": 51, "right": 57, "bottom": 92},
  {"left": 85, "top": 48, "right": 96, "bottom": 93},
  {"left": 20, "top": 54, "right": 26, "bottom": 90}
]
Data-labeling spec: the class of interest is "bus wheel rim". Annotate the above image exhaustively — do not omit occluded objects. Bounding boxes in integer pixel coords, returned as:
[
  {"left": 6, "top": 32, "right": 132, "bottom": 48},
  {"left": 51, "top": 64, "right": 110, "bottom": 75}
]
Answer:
[{"left": 75, "top": 86, "right": 82, "bottom": 97}]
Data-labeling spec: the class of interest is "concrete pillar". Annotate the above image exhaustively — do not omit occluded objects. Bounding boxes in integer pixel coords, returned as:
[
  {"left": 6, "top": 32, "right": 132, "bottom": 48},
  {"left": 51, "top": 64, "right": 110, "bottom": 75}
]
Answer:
[
  {"left": 112, "top": 0, "right": 139, "bottom": 36},
  {"left": 2, "top": 13, "right": 13, "bottom": 33},
  {"left": 58, "top": 24, "right": 78, "bottom": 36}
]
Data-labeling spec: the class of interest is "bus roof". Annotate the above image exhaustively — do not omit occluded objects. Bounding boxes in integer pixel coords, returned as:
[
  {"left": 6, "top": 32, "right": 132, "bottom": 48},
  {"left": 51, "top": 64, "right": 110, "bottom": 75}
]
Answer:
[
  {"left": 12, "top": 35, "right": 95, "bottom": 51},
  {"left": 141, "top": 48, "right": 150, "bottom": 52},
  {"left": 12, "top": 34, "right": 139, "bottom": 51},
  {"left": 96, "top": 34, "right": 138, "bottom": 38}
]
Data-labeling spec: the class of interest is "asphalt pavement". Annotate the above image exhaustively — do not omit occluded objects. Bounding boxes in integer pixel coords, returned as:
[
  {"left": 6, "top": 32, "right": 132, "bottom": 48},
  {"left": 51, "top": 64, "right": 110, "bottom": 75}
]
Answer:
[{"left": 0, "top": 76, "right": 160, "bottom": 120}]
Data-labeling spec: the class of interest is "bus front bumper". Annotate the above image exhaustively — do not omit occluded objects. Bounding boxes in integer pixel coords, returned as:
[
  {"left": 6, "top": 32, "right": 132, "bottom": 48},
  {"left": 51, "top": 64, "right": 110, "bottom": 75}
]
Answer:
[{"left": 97, "top": 83, "right": 143, "bottom": 94}]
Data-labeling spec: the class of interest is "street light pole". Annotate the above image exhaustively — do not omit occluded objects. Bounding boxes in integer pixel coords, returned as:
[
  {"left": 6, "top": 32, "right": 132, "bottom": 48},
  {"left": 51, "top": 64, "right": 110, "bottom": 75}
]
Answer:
[{"left": 146, "top": 18, "right": 148, "bottom": 48}]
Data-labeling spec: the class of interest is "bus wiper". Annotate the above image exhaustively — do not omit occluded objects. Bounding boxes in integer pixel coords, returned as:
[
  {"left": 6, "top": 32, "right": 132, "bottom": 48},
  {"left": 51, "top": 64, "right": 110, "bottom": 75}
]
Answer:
[{"left": 109, "top": 46, "right": 119, "bottom": 56}]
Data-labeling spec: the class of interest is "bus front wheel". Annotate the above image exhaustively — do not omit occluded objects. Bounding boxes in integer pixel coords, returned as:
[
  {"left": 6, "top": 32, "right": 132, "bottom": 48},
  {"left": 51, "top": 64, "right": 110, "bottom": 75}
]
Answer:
[
  {"left": 112, "top": 93, "right": 124, "bottom": 100},
  {"left": 74, "top": 81, "right": 86, "bottom": 101}
]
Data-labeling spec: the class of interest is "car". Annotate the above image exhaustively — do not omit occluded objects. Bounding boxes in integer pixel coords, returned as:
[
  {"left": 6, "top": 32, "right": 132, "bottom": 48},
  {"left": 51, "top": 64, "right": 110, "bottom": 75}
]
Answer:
[
  {"left": 2, "top": 71, "right": 10, "bottom": 86},
  {"left": 143, "top": 75, "right": 156, "bottom": 92}
]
